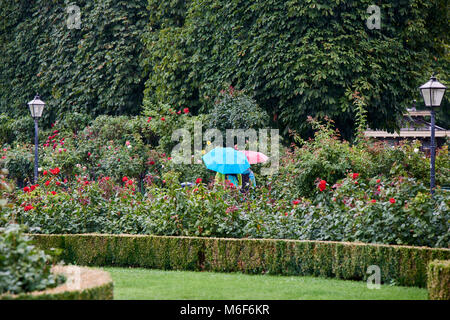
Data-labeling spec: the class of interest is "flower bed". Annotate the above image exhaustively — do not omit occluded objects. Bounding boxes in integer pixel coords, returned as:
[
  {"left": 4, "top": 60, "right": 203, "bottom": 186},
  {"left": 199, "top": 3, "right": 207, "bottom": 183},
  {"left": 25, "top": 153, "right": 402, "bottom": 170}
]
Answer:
[
  {"left": 2, "top": 172, "right": 448, "bottom": 248},
  {"left": 1, "top": 117, "right": 449, "bottom": 249}
]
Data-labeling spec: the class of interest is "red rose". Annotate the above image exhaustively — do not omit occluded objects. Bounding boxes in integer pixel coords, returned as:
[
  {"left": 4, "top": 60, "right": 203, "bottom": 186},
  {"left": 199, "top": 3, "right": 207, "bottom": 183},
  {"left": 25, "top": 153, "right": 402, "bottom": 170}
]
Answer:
[
  {"left": 51, "top": 191, "right": 57, "bottom": 195},
  {"left": 55, "top": 181, "right": 61, "bottom": 186},
  {"left": 177, "top": 110, "right": 181, "bottom": 115},
  {"left": 87, "top": 152, "right": 91, "bottom": 157},
  {"left": 30, "top": 185, "right": 36, "bottom": 191},
  {"left": 371, "top": 199, "right": 376, "bottom": 203},
  {"left": 43, "top": 170, "right": 48, "bottom": 176},
  {"left": 196, "top": 178, "right": 202, "bottom": 184},
  {"left": 122, "top": 176, "right": 128, "bottom": 182},
  {"left": 50, "top": 167, "right": 60, "bottom": 175},
  {"left": 23, "top": 186, "right": 30, "bottom": 193},
  {"left": 376, "top": 179, "right": 381, "bottom": 183},
  {"left": 127, "top": 179, "right": 133, "bottom": 185},
  {"left": 161, "top": 117, "right": 165, "bottom": 121},
  {"left": 292, "top": 200, "right": 301, "bottom": 205},
  {"left": 44, "top": 181, "right": 50, "bottom": 186},
  {"left": 318, "top": 180, "right": 327, "bottom": 192},
  {"left": 149, "top": 161, "right": 155, "bottom": 165},
  {"left": 183, "top": 108, "right": 189, "bottom": 114},
  {"left": 352, "top": 173, "right": 359, "bottom": 180},
  {"left": 147, "top": 117, "right": 152, "bottom": 123},
  {"left": 24, "top": 205, "right": 34, "bottom": 211},
  {"left": 389, "top": 198, "right": 396, "bottom": 204}
]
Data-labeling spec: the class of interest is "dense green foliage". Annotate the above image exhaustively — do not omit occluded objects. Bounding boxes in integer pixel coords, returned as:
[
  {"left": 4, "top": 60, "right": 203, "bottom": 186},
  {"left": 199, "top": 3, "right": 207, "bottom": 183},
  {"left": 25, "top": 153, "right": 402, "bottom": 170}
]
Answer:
[
  {"left": 427, "top": 260, "right": 450, "bottom": 300},
  {"left": 33, "top": 234, "right": 450, "bottom": 287},
  {"left": 207, "top": 87, "right": 269, "bottom": 134},
  {"left": 267, "top": 117, "right": 450, "bottom": 198},
  {"left": 2, "top": 170, "right": 448, "bottom": 247},
  {"left": 0, "top": 224, "right": 63, "bottom": 295},
  {"left": 0, "top": 169, "right": 12, "bottom": 213},
  {"left": 0, "top": 0, "right": 148, "bottom": 125},
  {"left": 142, "top": 0, "right": 449, "bottom": 136},
  {"left": 1, "top": 0, "right": 448, "bottom": 140}
]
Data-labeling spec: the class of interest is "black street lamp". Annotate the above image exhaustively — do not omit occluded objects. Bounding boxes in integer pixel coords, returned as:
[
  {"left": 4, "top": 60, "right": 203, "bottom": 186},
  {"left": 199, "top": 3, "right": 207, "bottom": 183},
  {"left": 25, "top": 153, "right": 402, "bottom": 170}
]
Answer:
[
  {"left": 419, "top": 74, "right": 446, "bottom": 195},
  {"left": 27, "top": 94, "right": 46, "bottom": 184}
]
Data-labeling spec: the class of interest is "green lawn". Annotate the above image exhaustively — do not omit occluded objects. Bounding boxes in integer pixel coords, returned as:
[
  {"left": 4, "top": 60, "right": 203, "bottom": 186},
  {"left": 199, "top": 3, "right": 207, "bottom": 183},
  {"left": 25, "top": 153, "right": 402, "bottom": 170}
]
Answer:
[{"left": 104, "top": 267, "right": 428, "bottom": 300}]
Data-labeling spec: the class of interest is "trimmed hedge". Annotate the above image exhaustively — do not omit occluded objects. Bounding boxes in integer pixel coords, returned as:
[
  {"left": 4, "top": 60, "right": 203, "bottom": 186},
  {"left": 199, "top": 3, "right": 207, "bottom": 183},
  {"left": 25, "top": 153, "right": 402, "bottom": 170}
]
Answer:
[
  {"left": 32, "top": 234, "right": 450, "bottom": 288},
  {"left": 0, "top": 266, "right": 113, "bottom": 300},
  {"left": 427, "top": 260, "right": 450, "bottom": 300}
]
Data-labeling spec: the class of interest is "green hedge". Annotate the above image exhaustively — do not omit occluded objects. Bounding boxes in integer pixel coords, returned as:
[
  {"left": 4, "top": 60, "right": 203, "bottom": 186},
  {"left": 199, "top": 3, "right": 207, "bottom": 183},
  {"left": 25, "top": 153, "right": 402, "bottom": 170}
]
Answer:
[
  {"left": 427, "top": 260, "right": 450, "bottom": 300},
  {"left": 32, "top": 234, "right": 450, "bottom": 288}
]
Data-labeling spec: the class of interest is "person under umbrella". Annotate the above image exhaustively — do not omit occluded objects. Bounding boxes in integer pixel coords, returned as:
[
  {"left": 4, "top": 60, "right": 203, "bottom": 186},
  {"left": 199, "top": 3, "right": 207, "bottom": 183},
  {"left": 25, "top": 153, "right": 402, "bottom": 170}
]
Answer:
[
  {"left": 238, "top": 150, "right": 268, "bottom": 192},
  {"left": 202, "top": 147, "right": 250, "bottom": 188}
]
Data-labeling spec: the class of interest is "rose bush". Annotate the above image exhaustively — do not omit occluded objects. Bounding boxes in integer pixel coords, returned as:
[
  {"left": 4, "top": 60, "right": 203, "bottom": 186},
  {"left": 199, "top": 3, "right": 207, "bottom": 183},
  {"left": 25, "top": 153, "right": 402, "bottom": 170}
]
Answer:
[
  {"left": 266, "top": 117, "right": 450, "bottom": 199},
  {"left": 1, "top": 170, "right": 448, "bottom": 247},
  {"left": 0, "top": 224, "right": 64, "bottom": 295}
]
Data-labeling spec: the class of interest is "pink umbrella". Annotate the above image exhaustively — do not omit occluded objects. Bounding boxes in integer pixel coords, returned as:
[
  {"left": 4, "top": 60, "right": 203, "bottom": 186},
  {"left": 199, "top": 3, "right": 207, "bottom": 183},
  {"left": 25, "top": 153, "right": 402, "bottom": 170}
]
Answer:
[{"left": 241, "top": 150, "right": 269, "bottom": 164}]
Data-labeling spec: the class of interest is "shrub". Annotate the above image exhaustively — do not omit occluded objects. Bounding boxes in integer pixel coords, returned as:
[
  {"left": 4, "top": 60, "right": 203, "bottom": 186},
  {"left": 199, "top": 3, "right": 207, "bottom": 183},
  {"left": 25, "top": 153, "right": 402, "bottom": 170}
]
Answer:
[
  {"left": 3, "top": 174, "right": 448, "bottom": 248},
  {"left": 0, "top": 224, "right": 64, "bottom": 295},
  {"left": 36, "top": 116, "right": 159, "bottom": 182},
  {"left": 0, "top": 168, "right": 13, "bottom": 226},
  {"left": 427, "top": 260, "right": 450, "bottom": 300},
  {"left": 1, "top": 145, "right": 34, "bottom": 187},
  {"left": 268, "top": 117, "right": 450, "bottom": 198},
  {"left": 207, "top": 88, "right": 269, "bottom": 134},
  {"left": 0, "top": 115, "right": 15, "bottom": 145},
  {"left": 31, "top": 234, "right": 450, "bottom": 288}
]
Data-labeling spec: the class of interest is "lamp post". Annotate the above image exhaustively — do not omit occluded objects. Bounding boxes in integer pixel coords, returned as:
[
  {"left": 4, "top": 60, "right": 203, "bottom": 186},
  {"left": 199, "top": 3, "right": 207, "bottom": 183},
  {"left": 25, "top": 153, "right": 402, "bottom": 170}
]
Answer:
[
  {"left": 27, "top": 94, "right": 46, "bottom": 184},
  {"left": 419, "top": 74, "right": 446, "bottom": 195}
]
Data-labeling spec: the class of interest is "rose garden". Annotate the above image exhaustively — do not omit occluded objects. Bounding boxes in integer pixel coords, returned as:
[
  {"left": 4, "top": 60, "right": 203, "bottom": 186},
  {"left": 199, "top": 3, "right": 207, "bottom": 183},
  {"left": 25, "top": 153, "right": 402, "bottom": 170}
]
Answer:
[{"left": 0, "top": 0, "right": 449, "bottom": 301}]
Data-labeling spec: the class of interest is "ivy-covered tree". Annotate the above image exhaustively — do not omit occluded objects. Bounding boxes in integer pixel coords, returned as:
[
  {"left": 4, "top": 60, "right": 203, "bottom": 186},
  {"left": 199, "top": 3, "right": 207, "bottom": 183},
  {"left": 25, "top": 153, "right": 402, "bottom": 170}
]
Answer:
[
  {"left": 0, "top": 0, "right": 149, "bottom": 125},
  {"left": 142, "top": 0, "right": 449, "bottom": 138}
]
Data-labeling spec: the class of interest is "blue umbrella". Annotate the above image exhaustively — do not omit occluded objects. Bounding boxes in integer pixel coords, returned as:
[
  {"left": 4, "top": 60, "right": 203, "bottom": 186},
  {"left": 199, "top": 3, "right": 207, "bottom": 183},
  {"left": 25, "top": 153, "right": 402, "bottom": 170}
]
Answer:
[{"left": 202, "top": 147, "right": 250, "bottom": 174}]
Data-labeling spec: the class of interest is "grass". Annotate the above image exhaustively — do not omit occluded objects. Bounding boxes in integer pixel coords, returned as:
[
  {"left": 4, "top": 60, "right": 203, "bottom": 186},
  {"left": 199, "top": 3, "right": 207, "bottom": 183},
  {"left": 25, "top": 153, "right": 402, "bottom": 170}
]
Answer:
[{"left": 103, "top": 267, "right": 428, "bottom": 300}]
